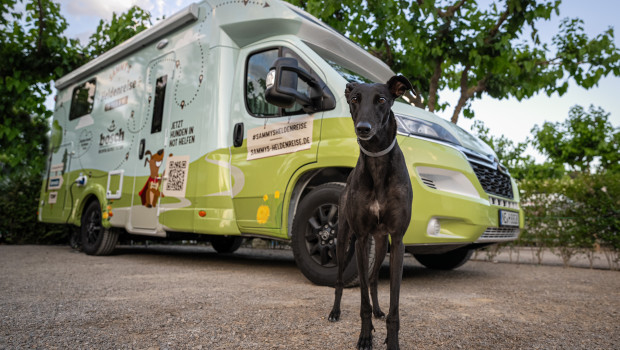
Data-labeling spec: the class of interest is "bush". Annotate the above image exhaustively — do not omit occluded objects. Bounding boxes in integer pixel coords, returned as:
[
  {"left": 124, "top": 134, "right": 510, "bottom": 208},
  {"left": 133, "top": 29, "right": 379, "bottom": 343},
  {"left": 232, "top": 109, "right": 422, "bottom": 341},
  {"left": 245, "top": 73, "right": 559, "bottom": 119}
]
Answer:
[
  {"left": 519, "top": 172, "right": 620, "bottom": 268},
  {"left": 0, "top": 172, "right": 71, "bottom": 244}
]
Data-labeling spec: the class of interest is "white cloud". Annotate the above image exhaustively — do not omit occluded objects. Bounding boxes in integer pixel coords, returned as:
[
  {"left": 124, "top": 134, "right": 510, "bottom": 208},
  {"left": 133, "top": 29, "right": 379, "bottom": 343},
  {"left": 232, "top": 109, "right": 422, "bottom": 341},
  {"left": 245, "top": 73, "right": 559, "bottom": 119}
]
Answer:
[{"left": 61, "top": 0, "right": 156, "bottom": 21}]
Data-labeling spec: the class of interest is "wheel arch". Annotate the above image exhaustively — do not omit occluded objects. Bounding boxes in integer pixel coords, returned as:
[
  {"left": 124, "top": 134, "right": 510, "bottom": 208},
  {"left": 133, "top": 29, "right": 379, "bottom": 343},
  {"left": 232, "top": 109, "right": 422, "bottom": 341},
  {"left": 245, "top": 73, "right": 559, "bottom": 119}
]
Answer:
[
  {"left": 73, "top": 185, "right": 108, "bottom": 228},
  {"left": 286, "top": 167, "right": 351, "bottom": 239}
]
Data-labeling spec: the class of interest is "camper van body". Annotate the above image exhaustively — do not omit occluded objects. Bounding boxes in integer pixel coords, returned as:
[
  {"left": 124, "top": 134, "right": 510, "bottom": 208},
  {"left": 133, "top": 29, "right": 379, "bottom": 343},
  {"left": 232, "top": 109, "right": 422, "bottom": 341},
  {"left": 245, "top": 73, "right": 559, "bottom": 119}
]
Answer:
[{"left": 39, "top": 0, "right": 523, "bottom": 282}]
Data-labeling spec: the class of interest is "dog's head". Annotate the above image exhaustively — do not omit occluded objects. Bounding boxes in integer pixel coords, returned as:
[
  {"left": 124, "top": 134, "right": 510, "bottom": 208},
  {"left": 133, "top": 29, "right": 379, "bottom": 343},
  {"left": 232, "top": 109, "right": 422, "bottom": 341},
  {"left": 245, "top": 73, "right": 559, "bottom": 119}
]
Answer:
[
  {"left": 144, "top": 149, "right": 165, "bottom": 177},
  {"left": 345, "top": 75, "right": 412, "bottom": 141}
]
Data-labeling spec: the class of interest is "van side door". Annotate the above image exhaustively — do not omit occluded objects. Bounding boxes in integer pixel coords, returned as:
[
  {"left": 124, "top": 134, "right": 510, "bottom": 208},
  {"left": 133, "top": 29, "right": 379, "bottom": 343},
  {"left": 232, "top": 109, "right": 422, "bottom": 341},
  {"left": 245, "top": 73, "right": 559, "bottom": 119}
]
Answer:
[{"left": 129, "top": 54, "right": 176, "bottom": 232}]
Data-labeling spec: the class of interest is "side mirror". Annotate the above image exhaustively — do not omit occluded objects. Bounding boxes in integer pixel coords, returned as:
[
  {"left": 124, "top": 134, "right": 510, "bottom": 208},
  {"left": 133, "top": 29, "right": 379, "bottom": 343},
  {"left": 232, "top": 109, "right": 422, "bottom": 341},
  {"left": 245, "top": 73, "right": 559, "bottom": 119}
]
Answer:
[
  {"left": 265, "top": 57, "right": 303, "bottom": 108},
  {"left": 265, "top": 57, "right": 335, "bottom": 114}
]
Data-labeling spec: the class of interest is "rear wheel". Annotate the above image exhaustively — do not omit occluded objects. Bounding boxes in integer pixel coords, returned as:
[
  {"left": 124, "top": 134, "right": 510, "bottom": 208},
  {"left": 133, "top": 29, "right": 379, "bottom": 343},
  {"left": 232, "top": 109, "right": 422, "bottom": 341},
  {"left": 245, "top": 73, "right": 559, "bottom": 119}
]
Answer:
[
  {"left": 413, "top": 247, "right": 473, "bottom": 270},
  {"left": 211, "top": 236, "right": 243, "bottom": 254},
  {"left": 291, "top": 183, "right": 376, "bottom": 287},
  {"left": 81, "top": 200, "right": 118, "bottom": 256}
]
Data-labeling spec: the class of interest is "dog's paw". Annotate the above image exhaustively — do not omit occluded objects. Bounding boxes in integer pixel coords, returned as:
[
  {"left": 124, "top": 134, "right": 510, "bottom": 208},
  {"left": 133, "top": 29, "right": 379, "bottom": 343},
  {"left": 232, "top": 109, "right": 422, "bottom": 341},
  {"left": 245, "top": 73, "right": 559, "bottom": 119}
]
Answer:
[
  {"left": 384, "top": 337, "right": 399, "bottom": 350},
  {"left": 356, "top": 334, "right": 373, "bottom": 350},
  {"left": 373, "top": 309, "right": 385, "bottom": 320},
  {"left": 328, "top": 309, "right": 341, "bottom": 322}
]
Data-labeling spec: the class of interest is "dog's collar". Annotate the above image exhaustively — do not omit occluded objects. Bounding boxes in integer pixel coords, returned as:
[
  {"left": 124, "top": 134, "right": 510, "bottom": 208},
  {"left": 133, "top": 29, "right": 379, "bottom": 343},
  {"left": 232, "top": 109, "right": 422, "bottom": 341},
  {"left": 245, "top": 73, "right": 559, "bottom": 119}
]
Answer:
[{"left": 357, "top": 137, "right": 397, "bottom": 157}]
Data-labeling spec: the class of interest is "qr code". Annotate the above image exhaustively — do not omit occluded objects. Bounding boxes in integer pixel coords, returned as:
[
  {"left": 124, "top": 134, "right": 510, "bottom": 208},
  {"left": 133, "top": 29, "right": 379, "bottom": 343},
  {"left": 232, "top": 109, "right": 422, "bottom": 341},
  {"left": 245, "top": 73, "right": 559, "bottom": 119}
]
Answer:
[{"left": 166, "top": 160, "right": 187, "bottom": 192}]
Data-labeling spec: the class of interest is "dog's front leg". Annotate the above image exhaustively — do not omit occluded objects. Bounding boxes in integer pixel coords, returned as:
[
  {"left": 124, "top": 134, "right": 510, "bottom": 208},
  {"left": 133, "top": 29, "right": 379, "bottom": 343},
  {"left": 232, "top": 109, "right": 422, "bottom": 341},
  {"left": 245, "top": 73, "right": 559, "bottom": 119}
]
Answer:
[
  {"left": 329, "top": 216, "right": 351, "bottom": 322},
  {"left": 385, "top": 235, "right": 405, "bottom": 350},
  {"left": 356, "top": 235, "right": 374, "bottom": 350},
  {"left": 370, "top": 234, "right": 388, "bottom": 319}
]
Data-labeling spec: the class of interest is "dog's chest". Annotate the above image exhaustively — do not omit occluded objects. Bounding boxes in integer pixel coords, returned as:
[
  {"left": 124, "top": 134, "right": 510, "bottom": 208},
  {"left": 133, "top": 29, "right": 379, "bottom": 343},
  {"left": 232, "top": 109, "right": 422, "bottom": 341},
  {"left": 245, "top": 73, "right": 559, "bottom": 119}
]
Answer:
[{"left": 369, "top": 200, "right": 381, "bottom": 219}]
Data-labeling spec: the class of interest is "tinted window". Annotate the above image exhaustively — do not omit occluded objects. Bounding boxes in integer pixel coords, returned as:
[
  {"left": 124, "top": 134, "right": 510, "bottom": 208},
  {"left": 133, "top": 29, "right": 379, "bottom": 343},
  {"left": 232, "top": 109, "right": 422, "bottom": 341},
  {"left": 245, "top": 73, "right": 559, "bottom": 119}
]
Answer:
[
  {"left": 69, "top": 78, "right": 97, "bottom": 120},
  {"left": 151, "top": 75, "right": 167, "bottom": 134},
  {"left": 246, "top": 49, "right": 279, "bottom": 117}
]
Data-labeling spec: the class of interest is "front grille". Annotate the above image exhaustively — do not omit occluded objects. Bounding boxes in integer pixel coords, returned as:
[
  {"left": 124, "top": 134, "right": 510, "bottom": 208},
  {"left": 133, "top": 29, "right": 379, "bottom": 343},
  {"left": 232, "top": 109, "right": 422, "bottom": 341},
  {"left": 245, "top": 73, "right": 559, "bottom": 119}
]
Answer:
[
  {"left": 477, "top": 227, "right": 520, "bottom": 242},
  {"left": 469, "top": 162, "right": 514, "bottom": 199}
]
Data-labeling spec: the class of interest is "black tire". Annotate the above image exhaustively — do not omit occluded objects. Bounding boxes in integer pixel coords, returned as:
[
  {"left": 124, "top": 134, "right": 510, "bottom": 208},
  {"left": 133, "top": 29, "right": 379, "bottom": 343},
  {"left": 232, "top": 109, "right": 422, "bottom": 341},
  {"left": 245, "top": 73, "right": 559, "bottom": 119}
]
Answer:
[
  {"left": 291, "top": 183, "right": 376, "bottom": 287},
  {"left": 413, "top": 247, "right": 473, "bottom": 270},
  {"left": 81, "top": 200, "right": 118, "bottom": 256},
  {"left": 211, "top": 236, "right": 243, "bottom": 254}
]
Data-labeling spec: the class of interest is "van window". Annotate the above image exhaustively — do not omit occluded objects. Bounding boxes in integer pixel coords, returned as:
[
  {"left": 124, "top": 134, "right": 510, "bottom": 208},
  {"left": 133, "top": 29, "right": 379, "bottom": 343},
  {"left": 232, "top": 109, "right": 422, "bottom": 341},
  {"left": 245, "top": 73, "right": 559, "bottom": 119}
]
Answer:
[
  {"left": 245, "top": 47, "right": 322, "bottom": 118},
  {"left": 151, "top": 75, "right": 167, "bottom": 134},
  {"left": 246, "top": 49, "right": 279, "bottom": 116},
  {"left": 69, "top": 78, "right": 97, "bottom": 120}
]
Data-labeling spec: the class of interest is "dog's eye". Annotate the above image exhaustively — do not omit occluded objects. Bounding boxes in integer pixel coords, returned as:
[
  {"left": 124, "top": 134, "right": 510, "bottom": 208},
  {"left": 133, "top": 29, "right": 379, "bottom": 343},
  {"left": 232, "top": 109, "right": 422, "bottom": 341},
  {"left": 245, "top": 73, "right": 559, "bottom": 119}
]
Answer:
[
  {"left": 378, "top": 97, "right": 387, "bottom": 104},
  {"left": 351, "top": 97, "right": 358, "bottom": 104}
]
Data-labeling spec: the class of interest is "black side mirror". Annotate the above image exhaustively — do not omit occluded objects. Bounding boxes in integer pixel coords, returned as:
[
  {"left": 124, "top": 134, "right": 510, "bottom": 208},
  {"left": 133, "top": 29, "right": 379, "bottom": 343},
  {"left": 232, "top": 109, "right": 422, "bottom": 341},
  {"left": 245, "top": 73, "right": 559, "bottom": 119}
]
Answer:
[{"left": 265, "top": 57, "right": 335, "bottom": 114}]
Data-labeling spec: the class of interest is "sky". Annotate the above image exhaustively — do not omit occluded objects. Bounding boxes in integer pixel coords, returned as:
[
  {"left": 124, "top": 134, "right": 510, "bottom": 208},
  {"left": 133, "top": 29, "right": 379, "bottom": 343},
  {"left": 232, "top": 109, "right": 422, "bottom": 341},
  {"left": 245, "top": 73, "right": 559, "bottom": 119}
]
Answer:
[{"left": 51, "top": 0, "right": 620, "bottom": 162}]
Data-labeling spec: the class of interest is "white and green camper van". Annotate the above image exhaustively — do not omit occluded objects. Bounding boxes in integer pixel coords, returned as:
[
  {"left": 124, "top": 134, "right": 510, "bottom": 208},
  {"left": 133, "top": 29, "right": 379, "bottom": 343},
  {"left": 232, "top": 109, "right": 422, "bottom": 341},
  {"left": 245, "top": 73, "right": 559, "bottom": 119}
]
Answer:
[{"left": 39, "top": 0, "right": 523, "bottom": 285}]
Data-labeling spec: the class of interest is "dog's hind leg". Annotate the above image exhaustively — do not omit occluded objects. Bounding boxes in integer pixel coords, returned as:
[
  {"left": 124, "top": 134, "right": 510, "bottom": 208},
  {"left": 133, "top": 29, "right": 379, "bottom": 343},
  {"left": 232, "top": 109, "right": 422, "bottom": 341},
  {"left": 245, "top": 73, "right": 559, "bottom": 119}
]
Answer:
[
  {"left": 356, "top": 234, "right": 374, "bottom": 350},
  {"left": 328, "top": 216, "right": 352, "bottom": 322},
  {"left": 370, "top": 234, "right": 388, "bottom": 319},
  {"left": 385, "top": 234, "right": 405, "bottom": 350}
]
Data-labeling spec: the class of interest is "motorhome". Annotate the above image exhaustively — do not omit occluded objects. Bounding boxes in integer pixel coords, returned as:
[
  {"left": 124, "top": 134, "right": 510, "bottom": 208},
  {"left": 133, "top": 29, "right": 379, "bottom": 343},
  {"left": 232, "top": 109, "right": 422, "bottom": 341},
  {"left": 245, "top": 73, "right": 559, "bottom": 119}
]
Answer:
[{"left": 39, "top": 0, "right": 523, "bottom": 285}]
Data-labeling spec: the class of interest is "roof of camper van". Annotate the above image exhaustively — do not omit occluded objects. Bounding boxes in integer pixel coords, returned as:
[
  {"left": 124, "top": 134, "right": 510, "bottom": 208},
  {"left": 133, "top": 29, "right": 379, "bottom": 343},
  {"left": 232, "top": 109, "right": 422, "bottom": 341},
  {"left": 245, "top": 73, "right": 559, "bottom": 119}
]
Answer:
[{"left": 54, "top": 0, "right": 394, "bottom": 90}]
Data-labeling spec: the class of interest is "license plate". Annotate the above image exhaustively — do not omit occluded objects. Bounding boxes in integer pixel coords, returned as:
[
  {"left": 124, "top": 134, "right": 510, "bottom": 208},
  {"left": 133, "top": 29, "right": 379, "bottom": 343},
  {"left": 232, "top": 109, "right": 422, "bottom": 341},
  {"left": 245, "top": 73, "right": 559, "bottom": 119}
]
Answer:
[{"left": 499, "top": 210, "right": 519, "bottom": 227}]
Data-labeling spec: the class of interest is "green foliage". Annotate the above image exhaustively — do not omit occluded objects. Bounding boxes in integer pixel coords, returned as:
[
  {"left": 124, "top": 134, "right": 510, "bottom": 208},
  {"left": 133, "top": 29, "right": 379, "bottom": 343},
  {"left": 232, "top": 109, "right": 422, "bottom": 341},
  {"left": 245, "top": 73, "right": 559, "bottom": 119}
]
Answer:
[
  {"left": 86, "top": 6, "right": 151, "bottom": 58},
  {"left": 531, "top": 105, "right": 619, "bottom": 173},
  {"left": 519, "top": 173, "right": 620, "bottom": 266},
  {"left": 287, "top": 0, "right": 620, "bottom": 124}
]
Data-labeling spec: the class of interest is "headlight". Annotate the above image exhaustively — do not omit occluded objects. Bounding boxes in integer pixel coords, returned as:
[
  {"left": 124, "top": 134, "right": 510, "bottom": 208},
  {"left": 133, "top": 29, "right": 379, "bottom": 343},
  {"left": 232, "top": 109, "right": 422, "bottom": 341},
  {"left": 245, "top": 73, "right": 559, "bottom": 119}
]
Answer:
[{"left": 395, "top": 114, "right": 460, "bottom": 145}]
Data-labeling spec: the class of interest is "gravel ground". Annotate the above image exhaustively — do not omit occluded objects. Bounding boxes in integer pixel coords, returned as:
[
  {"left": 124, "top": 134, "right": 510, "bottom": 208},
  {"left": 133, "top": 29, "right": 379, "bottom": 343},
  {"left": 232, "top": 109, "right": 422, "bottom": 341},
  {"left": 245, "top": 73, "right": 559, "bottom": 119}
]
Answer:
[{"left": 1, "top": 244, "right": 618, "bottom": 350}]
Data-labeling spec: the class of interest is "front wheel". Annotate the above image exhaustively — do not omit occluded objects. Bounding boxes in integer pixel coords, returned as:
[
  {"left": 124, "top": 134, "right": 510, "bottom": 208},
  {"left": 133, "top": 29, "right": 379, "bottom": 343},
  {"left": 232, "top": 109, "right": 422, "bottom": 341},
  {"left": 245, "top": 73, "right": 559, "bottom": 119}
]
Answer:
[
  {"left": 81, "top": 200, "right": 118, "bottom": 256},
  {"left": 291, "top": 183, "right": 374, "bottom": 287},
  {"left": 413, "top": 247, "right": 473, "bottom": 270}
]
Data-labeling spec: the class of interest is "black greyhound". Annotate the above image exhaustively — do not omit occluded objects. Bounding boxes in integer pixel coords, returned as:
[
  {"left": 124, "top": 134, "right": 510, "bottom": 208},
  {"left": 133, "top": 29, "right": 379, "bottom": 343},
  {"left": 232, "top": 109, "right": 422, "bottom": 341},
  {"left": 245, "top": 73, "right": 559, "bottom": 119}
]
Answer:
[{"left": 328, "top": 76, "right": 413, "bottom": 350}]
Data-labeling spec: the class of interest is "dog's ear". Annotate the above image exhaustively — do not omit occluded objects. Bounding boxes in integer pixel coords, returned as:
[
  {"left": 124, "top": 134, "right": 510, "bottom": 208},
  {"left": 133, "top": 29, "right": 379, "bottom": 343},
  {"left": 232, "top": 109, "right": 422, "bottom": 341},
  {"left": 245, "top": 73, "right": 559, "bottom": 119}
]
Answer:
[
  {"left": 144, "top": 150, "right": 152, "bottom": 167},
  {"left": 387, "top": 75, "right": 412, "bottom": 98},
  {"left": 344, "top": 82, "right": 359, "bottom": 101}
]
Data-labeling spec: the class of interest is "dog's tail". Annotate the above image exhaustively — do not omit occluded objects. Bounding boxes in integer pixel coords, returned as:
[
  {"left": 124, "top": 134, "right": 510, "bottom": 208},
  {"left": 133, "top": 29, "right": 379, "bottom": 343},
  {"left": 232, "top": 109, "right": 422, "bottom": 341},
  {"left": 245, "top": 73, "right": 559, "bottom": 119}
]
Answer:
[{"left": 345, "top": 235, "right": 357, "bottom": 263}]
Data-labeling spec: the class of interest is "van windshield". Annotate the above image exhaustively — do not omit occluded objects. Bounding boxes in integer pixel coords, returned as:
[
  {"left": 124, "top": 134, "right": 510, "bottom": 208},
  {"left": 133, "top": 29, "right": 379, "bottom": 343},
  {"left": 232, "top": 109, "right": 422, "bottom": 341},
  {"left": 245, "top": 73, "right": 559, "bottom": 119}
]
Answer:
[{"left": 324, "top": 59, "right": 374, "bottom": 84}]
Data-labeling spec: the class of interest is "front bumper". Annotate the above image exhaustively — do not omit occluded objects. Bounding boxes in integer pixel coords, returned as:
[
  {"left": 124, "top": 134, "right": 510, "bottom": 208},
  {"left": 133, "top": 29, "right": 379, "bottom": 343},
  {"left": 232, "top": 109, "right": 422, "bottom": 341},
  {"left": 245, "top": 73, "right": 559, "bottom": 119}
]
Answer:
[{"left": 398, "top": 135, "right": 523, "bottom": 247}]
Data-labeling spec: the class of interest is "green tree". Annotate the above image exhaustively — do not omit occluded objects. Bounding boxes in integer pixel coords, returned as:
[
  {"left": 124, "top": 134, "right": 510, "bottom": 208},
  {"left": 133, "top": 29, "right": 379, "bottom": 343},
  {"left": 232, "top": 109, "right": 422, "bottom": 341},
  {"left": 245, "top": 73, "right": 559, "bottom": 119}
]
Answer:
[
  {"left": 86, "top": 6, "right": 151, "bottom": 58},
  {"left": 531, "top": 105, "right": 619, "bottom": 174},
  {"left": 287, "top": 0, "right": 620, "bottom": 124},
  {"left": 471, "top": 120, "right": 565, "bottom": 180}
]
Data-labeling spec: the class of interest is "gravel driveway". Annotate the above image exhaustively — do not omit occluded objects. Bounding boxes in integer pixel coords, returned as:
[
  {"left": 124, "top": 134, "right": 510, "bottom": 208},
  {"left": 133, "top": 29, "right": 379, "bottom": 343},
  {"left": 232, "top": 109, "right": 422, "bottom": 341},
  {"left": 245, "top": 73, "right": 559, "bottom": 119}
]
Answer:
[{"left": 1, "top": 245, "right": 618, "bottom": 349}]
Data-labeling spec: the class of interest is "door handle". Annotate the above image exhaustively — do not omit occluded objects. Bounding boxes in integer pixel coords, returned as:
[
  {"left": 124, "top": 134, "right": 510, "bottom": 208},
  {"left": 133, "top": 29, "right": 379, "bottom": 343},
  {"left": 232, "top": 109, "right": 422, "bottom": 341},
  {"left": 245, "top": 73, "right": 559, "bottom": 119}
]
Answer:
[{"left": 233, "top": 123, "right": 244, "bottom": 147}]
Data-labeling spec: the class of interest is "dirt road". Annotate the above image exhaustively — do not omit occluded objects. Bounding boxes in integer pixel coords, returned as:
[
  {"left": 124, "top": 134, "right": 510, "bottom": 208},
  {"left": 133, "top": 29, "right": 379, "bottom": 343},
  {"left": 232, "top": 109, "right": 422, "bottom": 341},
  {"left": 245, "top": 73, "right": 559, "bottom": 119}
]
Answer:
[{"left": 1, "top": 245, "right": 618, "bottom": 349}]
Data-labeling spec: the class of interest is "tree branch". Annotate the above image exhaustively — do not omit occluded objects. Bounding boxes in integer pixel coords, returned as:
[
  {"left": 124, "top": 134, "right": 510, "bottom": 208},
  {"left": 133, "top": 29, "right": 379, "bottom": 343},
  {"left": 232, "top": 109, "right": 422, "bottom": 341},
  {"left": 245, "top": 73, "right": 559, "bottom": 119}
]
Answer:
[
  {"left": 37, "top": 0, "right": 45, "bottom": 53},
  {"left": 428, "top": 58, "right": 443, "bottom": 112},
  {"left": 484, "top": 9, "right": 509, "bottom": 45},
  {"left": 438, "top": 0, "right": 467, "bottom": 18},
  {"left": 451, "top": 65, "right": 487, "bottom": 124}
]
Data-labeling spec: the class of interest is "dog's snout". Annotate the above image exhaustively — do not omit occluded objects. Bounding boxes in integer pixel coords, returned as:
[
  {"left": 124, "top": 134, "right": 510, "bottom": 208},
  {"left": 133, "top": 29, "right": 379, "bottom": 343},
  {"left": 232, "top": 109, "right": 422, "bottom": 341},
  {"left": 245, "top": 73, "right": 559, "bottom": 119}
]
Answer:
[{"left": 356, "top": 122, "right": 372, "bottom": 136}]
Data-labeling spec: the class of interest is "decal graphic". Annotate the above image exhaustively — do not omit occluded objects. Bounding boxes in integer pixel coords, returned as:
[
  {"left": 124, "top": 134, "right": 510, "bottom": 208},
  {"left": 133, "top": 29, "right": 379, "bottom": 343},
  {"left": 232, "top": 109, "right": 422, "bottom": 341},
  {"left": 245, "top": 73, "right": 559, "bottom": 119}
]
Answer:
[
  {"left": 169, "top": 120, "right": 195, "bottom": 147},
  {"left": 99, "top": 120, "right": 125, "bottom": 154},
  {"left": 48, "top": 192, "right": 58, "bottom": 204},
  {"left": 246, "top": 115, "right": 313, "bottom": 160},
  {"left": 48, "top": 175, "right": 64, "bottom": 190},
  {"left": 163, "top": 155, "right": 190, "bottom": 198},
  {"left": 139, "top": 149, "right": 172, "bottom": 208},
  {"left": 256, "top": 191, "right": 281, "bottom": 225}
]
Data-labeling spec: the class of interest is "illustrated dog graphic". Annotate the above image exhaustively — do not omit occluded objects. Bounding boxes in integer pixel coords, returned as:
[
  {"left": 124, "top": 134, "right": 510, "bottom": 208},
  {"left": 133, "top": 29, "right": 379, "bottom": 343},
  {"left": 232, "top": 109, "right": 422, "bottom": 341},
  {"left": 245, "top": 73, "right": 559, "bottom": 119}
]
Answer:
[
  {"left": 328, "top": 76, "right": 413, "bottom": 350},
  {"left": 139, "top": 149, "right": 171, "bottom": 208}
]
